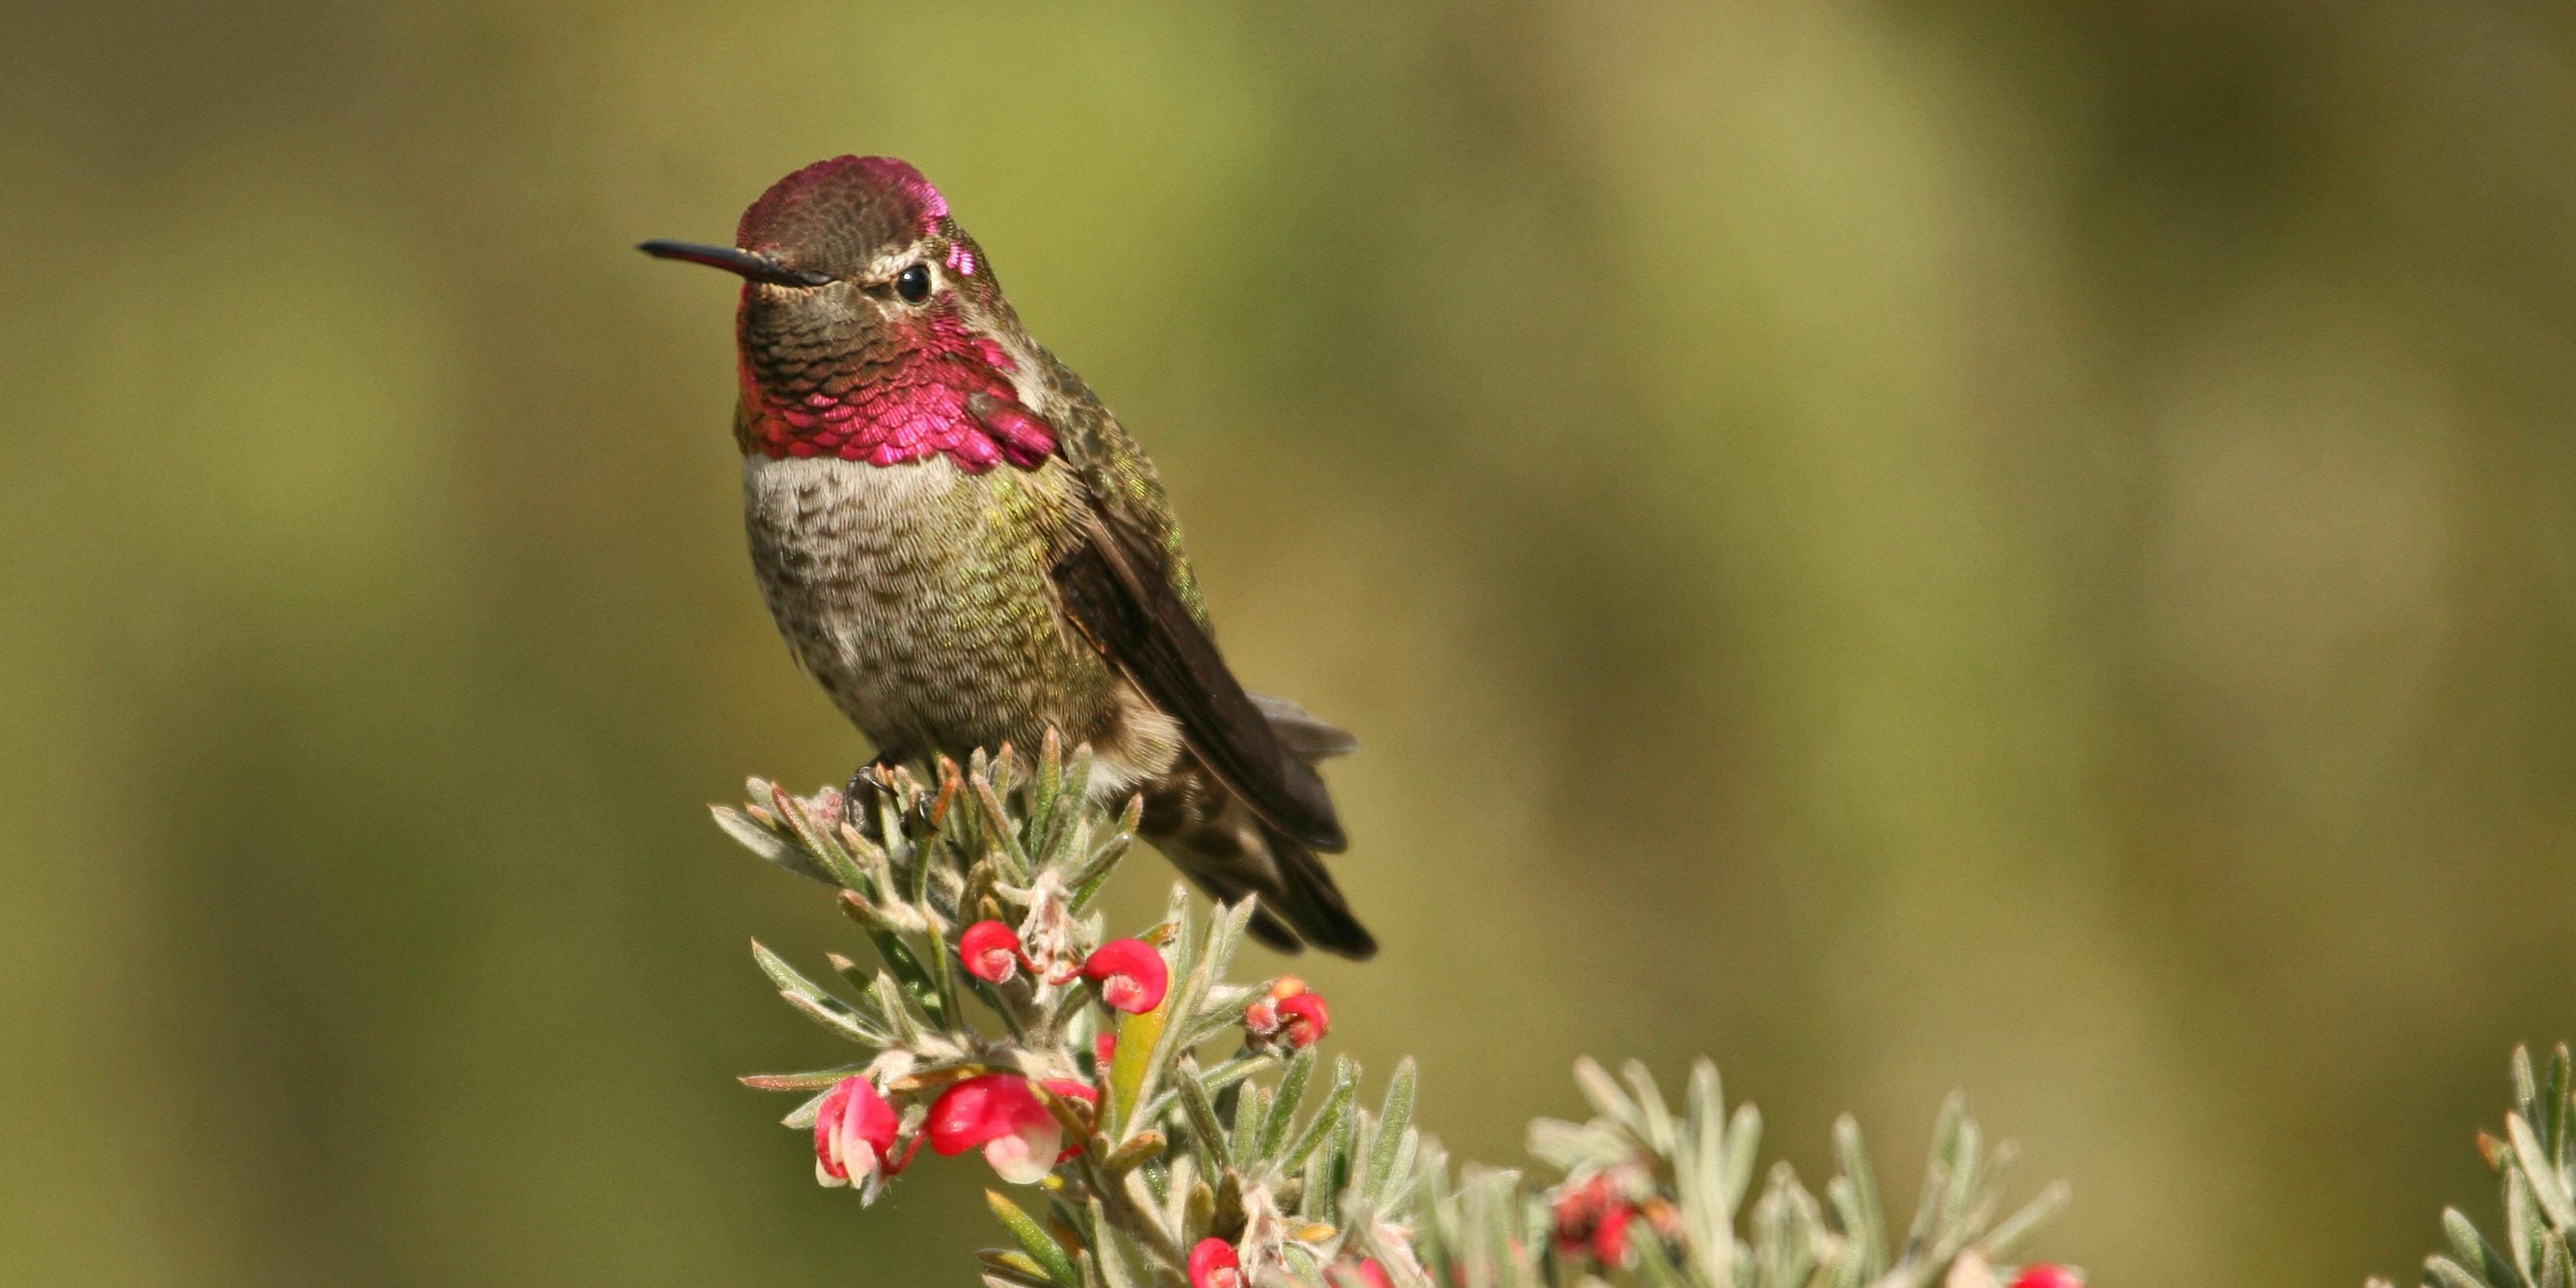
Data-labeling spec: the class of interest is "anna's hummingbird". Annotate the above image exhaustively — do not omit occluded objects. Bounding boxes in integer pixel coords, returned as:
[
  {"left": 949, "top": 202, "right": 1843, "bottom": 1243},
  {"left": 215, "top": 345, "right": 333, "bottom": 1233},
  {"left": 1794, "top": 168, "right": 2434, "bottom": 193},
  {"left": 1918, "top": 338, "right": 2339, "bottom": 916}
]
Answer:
[{"left": 644, "top": 156, "right": 1374, "bottom": 957}]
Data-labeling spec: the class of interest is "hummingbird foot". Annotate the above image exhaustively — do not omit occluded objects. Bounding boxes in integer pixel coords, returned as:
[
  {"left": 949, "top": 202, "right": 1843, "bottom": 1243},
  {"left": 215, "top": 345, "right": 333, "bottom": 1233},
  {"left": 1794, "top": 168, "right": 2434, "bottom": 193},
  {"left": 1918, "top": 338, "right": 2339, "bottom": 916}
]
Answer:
[{"left": 841, "top": 754, "right": 906, "bottom": 842}]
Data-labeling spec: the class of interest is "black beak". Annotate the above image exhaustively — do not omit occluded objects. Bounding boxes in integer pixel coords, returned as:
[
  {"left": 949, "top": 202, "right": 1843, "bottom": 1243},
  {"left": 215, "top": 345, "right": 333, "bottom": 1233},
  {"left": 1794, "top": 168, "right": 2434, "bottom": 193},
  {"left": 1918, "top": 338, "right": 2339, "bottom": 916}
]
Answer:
[{"left": 638, "top": 239, "right": 836, "bottom": 287}]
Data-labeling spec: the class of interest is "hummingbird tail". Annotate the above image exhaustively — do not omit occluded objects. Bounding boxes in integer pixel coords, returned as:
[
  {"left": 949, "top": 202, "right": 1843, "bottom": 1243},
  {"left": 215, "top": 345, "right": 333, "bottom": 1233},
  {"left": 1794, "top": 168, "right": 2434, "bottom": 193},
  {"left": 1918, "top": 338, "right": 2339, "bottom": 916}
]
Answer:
[
  {"left": 1249, "top": 821, "right": 1378, "bottom": 960},
  {"left": 1165, "top": 821, "right": 1377, "bottom": 960},
  {"left": 1142, "top": 755, "right": 1376, "bottom": 960}
]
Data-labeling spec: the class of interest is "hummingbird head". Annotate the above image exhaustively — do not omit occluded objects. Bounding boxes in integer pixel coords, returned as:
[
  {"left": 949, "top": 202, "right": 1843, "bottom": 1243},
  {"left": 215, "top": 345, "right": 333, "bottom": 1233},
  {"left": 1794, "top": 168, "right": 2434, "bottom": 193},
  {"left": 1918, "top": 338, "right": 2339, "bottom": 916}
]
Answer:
[{"left": 643, "top": 156, "right": 1049, "bottom": 467}]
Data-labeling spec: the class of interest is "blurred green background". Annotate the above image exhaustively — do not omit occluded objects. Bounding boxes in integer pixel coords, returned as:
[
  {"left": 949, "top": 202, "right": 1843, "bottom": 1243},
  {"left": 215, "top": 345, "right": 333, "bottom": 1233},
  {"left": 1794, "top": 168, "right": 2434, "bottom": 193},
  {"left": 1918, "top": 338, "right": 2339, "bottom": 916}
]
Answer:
[{"left": 5, "top": 2, "right": 2571, "bottom": 1283}]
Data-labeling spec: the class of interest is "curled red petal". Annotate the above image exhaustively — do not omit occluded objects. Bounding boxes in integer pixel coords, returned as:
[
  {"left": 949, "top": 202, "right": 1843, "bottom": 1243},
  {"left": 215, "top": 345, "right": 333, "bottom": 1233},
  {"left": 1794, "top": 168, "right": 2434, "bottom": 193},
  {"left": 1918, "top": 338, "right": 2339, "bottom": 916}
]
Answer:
[
  {"left": 927, "top": 1073, "right": 1048, "bottom": 1155},
  {"left": 960, "top": 920, "right": 1022, "bottom": 983},
  {"left": 1081, "top": 938, "right": 1170, "bottom": 1014},
  {"left": 814, "top": 1076, "right": 899, "bottom": 1181},
  {"left": 1278, "top": 992, "right": 1332, "bottom": 1047},
  {"left": 813, "top": 1079, "right": 857, "bottom": 1181},
  {"left": 1189, "top": 1237, "right": 1243, "bottom": 1288}
]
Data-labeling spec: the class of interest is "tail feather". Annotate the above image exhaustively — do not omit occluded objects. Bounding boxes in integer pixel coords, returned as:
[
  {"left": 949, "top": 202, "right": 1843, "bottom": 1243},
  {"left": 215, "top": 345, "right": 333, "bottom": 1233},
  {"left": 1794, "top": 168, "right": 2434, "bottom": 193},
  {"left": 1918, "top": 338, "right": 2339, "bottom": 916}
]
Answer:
[
  {"left": 1247, "top": 692, "right": 1360, "bottom": 762},
  {"left": 1250, "top": 822, "right": 1377, "bottom": 958},
  {"left": 1174, "top": 863, "right": 1307, "bottom": 956},
  {"left": 1140, "top": 702, "right": 1374, "bottom": 958},
  {"left": 1160, "top": 817, "right": 1375, "bottom": 959}
]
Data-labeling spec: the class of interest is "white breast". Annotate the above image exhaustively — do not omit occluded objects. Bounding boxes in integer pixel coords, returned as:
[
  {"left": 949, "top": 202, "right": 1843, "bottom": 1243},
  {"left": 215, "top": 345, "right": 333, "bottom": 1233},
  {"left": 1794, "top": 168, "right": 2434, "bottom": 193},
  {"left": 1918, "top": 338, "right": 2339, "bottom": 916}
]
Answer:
[{"left": 741, "top": 454, "right": 968, "bottom": 746}]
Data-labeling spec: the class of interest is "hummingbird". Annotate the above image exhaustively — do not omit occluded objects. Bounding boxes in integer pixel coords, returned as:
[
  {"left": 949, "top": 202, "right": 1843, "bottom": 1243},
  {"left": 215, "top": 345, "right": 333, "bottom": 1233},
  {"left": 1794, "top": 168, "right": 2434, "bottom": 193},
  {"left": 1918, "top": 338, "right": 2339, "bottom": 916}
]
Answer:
[{"left": 644, "top": 156, "right": 1374, "bottom": 957}]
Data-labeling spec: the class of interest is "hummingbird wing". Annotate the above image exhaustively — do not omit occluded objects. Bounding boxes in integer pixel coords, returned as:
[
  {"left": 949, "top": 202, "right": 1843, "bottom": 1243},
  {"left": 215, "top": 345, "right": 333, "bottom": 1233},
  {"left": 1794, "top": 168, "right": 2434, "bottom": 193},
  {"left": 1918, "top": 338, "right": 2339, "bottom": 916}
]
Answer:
[{"left": 1007, "top": 384, "right": 1348, "bottom": 855}]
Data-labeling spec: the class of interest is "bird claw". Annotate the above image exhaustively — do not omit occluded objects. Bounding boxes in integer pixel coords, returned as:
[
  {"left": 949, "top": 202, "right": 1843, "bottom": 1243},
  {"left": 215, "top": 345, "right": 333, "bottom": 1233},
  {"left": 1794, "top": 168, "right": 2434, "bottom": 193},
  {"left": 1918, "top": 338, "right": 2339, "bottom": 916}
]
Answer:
[
  {"left": 842, "top": 756, "right": 937, "bottom": 841},
  {"left": 842, "top": 759, "right": 897, "bottom": 841}
]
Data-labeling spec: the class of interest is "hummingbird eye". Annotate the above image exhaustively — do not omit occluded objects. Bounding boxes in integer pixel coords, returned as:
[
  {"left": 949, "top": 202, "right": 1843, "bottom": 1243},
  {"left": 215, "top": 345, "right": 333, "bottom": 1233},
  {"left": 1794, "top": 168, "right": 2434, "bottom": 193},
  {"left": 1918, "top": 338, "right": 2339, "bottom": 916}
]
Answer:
[{"left": 894, "top": 262, "right": 933, "bottom": 304}]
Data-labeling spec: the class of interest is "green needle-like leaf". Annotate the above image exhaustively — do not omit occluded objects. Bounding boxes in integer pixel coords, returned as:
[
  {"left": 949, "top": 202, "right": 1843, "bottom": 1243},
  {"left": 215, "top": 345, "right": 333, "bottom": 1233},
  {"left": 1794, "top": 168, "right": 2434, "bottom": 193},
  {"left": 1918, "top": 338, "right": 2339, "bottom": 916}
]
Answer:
[
  {"left": 987, "top": 1189, "right": 1082, "bottom": 1288},
  {"left": 1284, "top": 1060, "right": 1360, "bottom": 1176},
  {"left": 1087, "top": 1197, "right": 1136, "bottom": 1288},
  {"left": 1977, "top": 1181, "right": 2070, "bottom": 1262},
  {"left": 1573, "top": 1057, "right": 1643, "bottom": 1141},
  {"left": 740, "top": 1063, "right": 870, "bottom": 1092},
  {"left": 1372, "top": 1059, "right": 1419, "bottom": 1189},
  {"left": 1721, "top": 1101, "right": 1763, "bottom": 1213},
  {"left": 1260, "top": 1046, "right": 1318, "bottom": 1166},
  {"left": 1631, "top": 1216, "right": 1692, "bottom": 1288},
  {"left": 1232, "top": 1084, "right": 1271, "bottom": 1166},
  {"left": 752, "top": 940, "right": 886, "bottom": 1046},
  {"left": 2512, "top": 1114, "right": 2576, "bottom": 1232},
  {"left": 1174, "top": 1056, "right": 1234, "bottom": 1173},
  {"left": 2428, "top": 1255, "right": 2493, "bottom": 1288},
  {"left": 867, "top": 929, "right": 948, "bottom": 1029},
  {"left": 976, "top": 1250, "right": 1060, "bottom": 1288},
  {"left": 713, "top": 805, "right": 836, "bottom": 885},
  {"left": 1833, "top": 1114, "right": 1887, "bottom": 1278},
  {"left": 2447, "top": 1207, "right": 2525, "bottom": 1288}
]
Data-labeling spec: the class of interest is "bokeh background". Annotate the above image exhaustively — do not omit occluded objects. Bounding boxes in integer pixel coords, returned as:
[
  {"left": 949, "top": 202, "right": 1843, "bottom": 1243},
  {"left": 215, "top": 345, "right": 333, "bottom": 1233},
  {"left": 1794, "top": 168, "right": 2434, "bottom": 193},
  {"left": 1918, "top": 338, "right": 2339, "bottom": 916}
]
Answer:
[{"left": 5, "top": 2, "right": 2572, "bottom": 1283}]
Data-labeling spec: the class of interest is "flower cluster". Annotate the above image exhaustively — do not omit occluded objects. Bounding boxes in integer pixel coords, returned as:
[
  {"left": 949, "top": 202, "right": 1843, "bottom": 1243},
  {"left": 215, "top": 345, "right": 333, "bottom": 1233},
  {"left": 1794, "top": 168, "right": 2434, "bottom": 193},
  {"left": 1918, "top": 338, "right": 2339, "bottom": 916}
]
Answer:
[
  {"left": 717, "top": 741, "right": 2072, "bottom": 1288},
  {"left": 1243, "top": 976, "right": 1330, "bottom": 1051},
  {"left": 793, "top": 929, "right": 1227, "bottom": 1192},
  {"left": 1545, "top": 1163, "right": 1674, "bottom": 1269}
]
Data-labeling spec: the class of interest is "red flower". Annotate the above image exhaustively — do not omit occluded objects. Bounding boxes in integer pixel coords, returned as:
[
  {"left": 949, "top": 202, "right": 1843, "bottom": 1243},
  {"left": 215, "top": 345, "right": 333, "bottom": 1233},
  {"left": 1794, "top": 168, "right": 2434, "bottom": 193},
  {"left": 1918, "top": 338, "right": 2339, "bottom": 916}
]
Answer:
[
  {"left": 1552, "top": 1173, "right": 1638, "bottom": 1265},
  {"left": 2010, "top": 1265, "right": 2083, "bottom": 1288},
  {"left": 1278, "top": 993, "right": 1331, "bottom": 1048},
  {"left": 1592, "top": 1203, "right": 1634, "bottom": 1265},
  {"left": 1095, "top": 1031, "right": 1117, "bottom": 1069},
  {"left": 1245, "top": 977, "right": 1331, "bottom": 1049},
  {"left": 1189, "top": 1238, "right": 1243, "bottom": 1288},
  {"left": 813, "top": 1077, "right": 905, "bottom": 1189},
  {"left": 1341, "top": 1259, "right": 1393, "bottom": 1288},
  {"left": 1081, "top": 938, "right": 1170, "bottom": 1014},
  {"left": 926, "top": 1073, "right": 1098, "bottom": 1184},
  {"left": 960, "top": 920, "right": 1022, "bottom": 983}
]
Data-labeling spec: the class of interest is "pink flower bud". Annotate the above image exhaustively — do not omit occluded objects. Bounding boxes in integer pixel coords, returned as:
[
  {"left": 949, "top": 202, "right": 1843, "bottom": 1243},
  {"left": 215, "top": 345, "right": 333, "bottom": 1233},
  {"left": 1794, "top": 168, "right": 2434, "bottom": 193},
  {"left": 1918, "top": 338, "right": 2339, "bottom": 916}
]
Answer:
[
  {"left": 926, "top": 1073, "right": 1098, "bottom": 1185},
  {"left": 960, "top": 920, "right": 1022, "bottom": 983},
  {"left": 1345, "top": 1259, "right": 1393, "bottom": 1288},
  {"left": 1095, "top": 1031, "right": 1117, "bottom": 1068},
  {"left": 1278, "top": 992, "right": 1331, "bottom": 1048},
  {"left": 1081, "top": 938, "right": 1170, "bottom": 1014},
  {"left": 813, "top": 1077, "right": 904, "bottom": 1189},
  {"left": 1189, "top": 1238, "right": 1243, "bottom": 1288},
  {"left": 1243, "top": 999, "right": 1280, "bottom": 1036},
  {"left": 2010, "top": 1266, "right": 2083, "bottom": 1288}
]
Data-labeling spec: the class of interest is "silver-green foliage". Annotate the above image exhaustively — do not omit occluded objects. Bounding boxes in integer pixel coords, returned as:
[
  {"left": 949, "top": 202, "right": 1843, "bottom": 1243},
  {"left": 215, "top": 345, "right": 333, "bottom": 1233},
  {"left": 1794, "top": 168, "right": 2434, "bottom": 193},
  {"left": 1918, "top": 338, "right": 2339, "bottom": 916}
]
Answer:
[
  {"left": 2377, "top": 1046, "right": 2576, "bottom": 1288},
  {"left": 1424, "top": 1057, "right": 2067, "bottom": 1288},
  {"left": 716, "top": 741, "right": 2068, "bottom": 1288}
]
